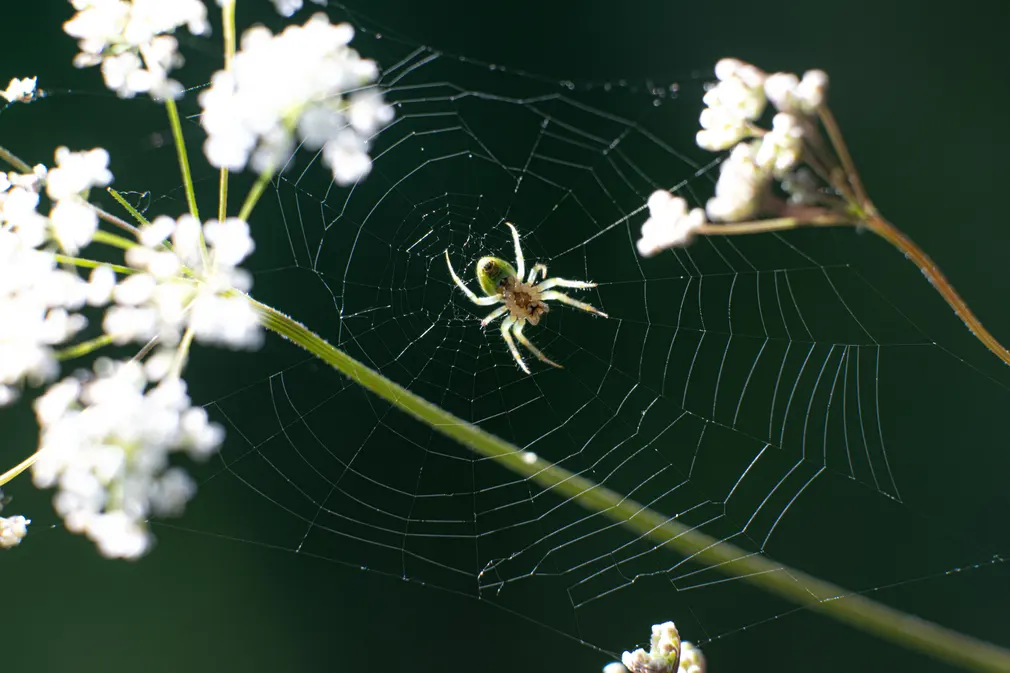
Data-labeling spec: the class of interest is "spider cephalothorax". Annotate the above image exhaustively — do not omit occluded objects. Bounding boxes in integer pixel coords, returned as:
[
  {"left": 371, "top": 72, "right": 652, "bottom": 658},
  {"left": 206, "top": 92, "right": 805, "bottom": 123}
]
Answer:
[{"left": 445, "top": 222, "right": 608, "bottom": 374}]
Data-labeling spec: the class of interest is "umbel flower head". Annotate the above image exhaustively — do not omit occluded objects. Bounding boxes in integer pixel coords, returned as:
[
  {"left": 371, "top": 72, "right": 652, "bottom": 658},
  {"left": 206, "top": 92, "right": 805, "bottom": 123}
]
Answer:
[
  {"left": 0, "top": 147, "right": 115, "bottom": 405},
  {"left": 605, "top": 621, "right": 706, "bottom": 673},
  {"left": 32, "top": 359, "right": 224, "bottom": 559},
  {"left": 636, "top": 58, "right": 830, "bottom": 257},
  {"left": 198, "top": 12, "right": 394, "bottom": 185},
  {"left": 1, "top": 76, "right": 38, "bottom": 104},
  {"left": 64, "top": 0, "right": 210, "bottom": 99}
]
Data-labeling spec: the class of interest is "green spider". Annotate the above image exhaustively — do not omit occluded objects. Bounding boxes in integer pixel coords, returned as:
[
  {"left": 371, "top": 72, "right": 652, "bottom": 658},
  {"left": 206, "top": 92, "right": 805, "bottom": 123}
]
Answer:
[{"left": 444, "top": 222, "right": 608, "bottom": 374}]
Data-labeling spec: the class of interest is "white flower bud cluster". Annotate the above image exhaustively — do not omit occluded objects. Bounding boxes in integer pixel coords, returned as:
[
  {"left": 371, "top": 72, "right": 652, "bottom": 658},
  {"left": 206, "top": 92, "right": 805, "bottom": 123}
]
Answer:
[
  {"left": 1, "top": 77, "right": 38, "bottom": 104},
  {"left": 696, "top": 59, "right": 829, "bottom": 223},
  {"left": 31, "top": 359, "right": 224, "bottom": 559},
  {"left": 621, "top": 621, "right": 683, "bottom": 673},
  {"left": 0, "top": 514, "right": 30, "bottom": 548},
  {"left": 47, "top": 147, "right": 114, "bottom": 253},
  {"left": 0, "top": 148, "right": 114, "bottom": 405},
  {"left": 696, "top": 59, "right": 768, "bottom": 152},
  {"left": 103, "top": 214, "right": 263, "bottom": 352},
  {"left": 64, "top": 0, "right": 209, "bottom": 100},
  {"left": 198, "top": 13, "right": 394, "bottom": 185},
  {"left": 605, "top": 624, "right": 705, "bottom": 673},
  {"left": 678, "top": 642, "right": 706, "bottom": 673},
  {"left": 637, "top": 189, "right": 706, "bottom": 257},
  {"left": 0, "top": 491, "right": 30, "bottom": 549}
]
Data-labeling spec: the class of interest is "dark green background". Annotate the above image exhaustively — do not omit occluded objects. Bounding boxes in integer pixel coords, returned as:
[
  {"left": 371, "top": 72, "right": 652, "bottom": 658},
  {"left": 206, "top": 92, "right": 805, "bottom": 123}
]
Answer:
[{"left": 2, "top": 2, "right": 1010, "bottom": 672}]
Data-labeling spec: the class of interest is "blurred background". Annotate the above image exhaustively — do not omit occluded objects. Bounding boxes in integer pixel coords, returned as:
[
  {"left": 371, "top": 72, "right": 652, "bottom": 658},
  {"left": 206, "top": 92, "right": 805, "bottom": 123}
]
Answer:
[{"left": 2, "top": 2, "right": 1009, "bottom": 672}]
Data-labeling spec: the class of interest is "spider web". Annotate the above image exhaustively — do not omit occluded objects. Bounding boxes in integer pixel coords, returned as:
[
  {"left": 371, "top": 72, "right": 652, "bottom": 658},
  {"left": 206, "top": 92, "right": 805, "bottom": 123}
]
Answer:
[{"left": 35, "top": 2, "right": 1010, "bottom": 668}]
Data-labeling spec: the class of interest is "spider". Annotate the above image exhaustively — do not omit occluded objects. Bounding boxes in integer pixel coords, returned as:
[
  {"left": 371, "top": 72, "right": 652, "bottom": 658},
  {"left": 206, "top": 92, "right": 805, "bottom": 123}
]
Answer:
[{"left": 444, "top": 222, "right": 608, "bottom": 374}]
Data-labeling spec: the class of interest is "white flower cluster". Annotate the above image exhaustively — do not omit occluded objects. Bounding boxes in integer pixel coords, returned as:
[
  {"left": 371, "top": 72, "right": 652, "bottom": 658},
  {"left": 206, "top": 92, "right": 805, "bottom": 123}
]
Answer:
[
  {"left": 32, "top": 359, "right": 224, "bottom": 559},
  {"left": 0, "top": 514, "right": 29, "bottom": 549},
  {"left": 103, "top": 214, "right": 262, "bottom": 352},
  {"left": 677, "top": 642, "right": 706, "bottom": 673},
  {"left": 698, "top": 59, "right": 828, "bottom": 224},
  {"left": 64, "top": 0, "right": 210, "bottom": 100},
  {"left": 636, "top": 59, "right": 829, "bottom": 258},
  {"left": 621, "top": 621, "right": 684, "bottom": 673},
  {"left": 0, "top": 491, "right": 30, "bottom": 549},
  {"left": 696, "top": 59, "right": 767, "bottom": 152},
  {"left": 606, "top": 622, "right": 704, "bottom": 673},
  {"left": 1, "top": 77, "right": 38, "bottom": 104},
  {"left": 199, "top": 12, "right": 394, "bottom": 185},
  {"left": 637, "top": 190, "right": 706, "bottom": 257},
  {"left": 0, "top": 148, "right": 114, "bottom": 405}
]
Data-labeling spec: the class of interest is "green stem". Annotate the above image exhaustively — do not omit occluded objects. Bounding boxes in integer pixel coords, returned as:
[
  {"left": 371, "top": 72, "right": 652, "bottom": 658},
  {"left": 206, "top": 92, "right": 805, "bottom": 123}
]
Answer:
[
  {"left": 250, "top": 296, "right": 1010, "bottom": 673},
  {"left": 53, "top": 253, "right": 134, "bottom": 275},
  {"left": 54, "top": 334, "right": 115, "bottom": 360},
  {"left": 92, "top": 229, "right": 139, "bottom": 251},
  {"left": 106, "top": 187, "right": 150, "bottom": 227},
  {"left": 0, "top": 452, "right": 39, "bottom": 489},
  {"left": 0, "top": 144, "right": 32, "bottom": 173},
  {"left": 164, "top": 96, "right": 200, "bottom": 221},
  {"left": 218, "top": 0, "right": 236, "bottom": 223},
  {"left": 237, "top": 170, "right": 272, "bottom": 222}
]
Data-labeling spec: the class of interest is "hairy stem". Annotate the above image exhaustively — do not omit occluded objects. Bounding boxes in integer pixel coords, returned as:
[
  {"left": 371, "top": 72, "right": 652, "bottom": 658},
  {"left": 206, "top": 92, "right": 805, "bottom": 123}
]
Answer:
[
  {"left": 864, "top": 213, "right": 1010, "bottom": 367},
  {"left": 251, "top": 296, "right": 1010, "bottom": 673},
  {"left": 697, "top": 213, "right": 854, "bottom": 236}
]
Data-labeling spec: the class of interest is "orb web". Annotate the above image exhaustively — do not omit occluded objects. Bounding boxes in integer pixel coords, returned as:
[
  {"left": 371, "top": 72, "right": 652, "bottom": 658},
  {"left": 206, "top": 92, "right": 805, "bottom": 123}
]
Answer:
[{"left": 57, "top": 3, "right": 1010, "bottom": 660}]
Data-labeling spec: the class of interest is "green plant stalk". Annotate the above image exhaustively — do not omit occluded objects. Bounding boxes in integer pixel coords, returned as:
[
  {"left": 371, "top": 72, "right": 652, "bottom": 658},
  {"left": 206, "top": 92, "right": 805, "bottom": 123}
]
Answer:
[
  {"left": 54, "top": 334, "right": 114, "bottom": 360},
  {"left": 164, "top": 97, "right": 200, "bottom": 221},
  {"left": 251, "top": 296, "right": 1010, "bottom": 673},
  {"left": 106, "top": 187, "right": 151, "bottom": 227},
  {"left": 237, "top": 170, "right": 272, "bottom": 222},
  {"left": 53, "top": 253, "right": 134, "bottom": 275},
  {"left": 217, "top": 0, "right": 236, "bottom": 223}
]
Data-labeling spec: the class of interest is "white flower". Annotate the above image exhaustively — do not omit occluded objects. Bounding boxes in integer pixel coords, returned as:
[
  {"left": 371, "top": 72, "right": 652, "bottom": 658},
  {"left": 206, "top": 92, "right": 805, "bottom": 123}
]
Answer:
[
  {"left": 637, "top": 190, "right": 706, "bottom": 256},
  {"left": 64, "top": 0, "right": 208, "bottom": 99},
  {"left": 781, "top": 167, "right": 820, "bottom": 205},
  {"left": 678, "top": 642, "right": 706, "bottom": 673},
  {"left": 198, "top": 13, "right": 393, "bottom": 185},
  {"left": 0, "top": 515, "right": 30, "bottom": 549},
  {"left": 621, "top": 622, "right": 684, "bottom": 673},
  {"left": 46, "top": 147, "right": 113, "bottom": 201},
  {"left": 271, "top": 0, "right": 303, "bottom": 17},
  {"left": 765, "top": 69, "right": 828, "bottom": 114},
  {"left": 754, "top": 112, "right": 805, "bottom": 177},
  {"left": 50, "top": 198, "right": 99, "bottom": 253},
  {"left": 1, "top": 77, "right": 38, "bottom": 103},
  {"left": 0, "top": 225, "right": 88, "bottom": 405},
  {"left": 706, "top": 141, "right": 772, "bottom": 222},
  {"left": 103, "top": 215, "right": 262, "bottom": 350},
  {"left": 32, "top": 359, "right": 225, "bottom": 559},
  {"left": 696, "top": 58, "right": 767, "bottom": 151}
]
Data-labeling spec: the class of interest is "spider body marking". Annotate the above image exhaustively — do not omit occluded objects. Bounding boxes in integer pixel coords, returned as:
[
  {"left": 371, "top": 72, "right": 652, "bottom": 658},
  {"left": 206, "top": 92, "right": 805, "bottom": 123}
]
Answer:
[{"left": 445, "top": 222, "right": 608, "bottom": 374}]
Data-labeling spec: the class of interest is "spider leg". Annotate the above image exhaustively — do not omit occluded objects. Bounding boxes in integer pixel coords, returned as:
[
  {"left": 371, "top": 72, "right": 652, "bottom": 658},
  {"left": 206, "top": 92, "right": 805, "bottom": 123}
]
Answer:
[
  {"left": 537, "top": 277, "right": 597, "bottom": 291},
  {"left": 527, "top": 263, "right": 547, "bottom": 284},
  {"left": 445, "top": 250, "right": 500, "bottom": 306},
  {"left": 480, "top": 304, "right": 509, "bottom": 327},
  {"left": 514, "top": 321, "right": 562, "bottom": 369},
  {"left": 500, "top": 316, "right": 530, "bottom": 374},
  {"left": 505, "top": 221, "right": 525, "bottom": 281},
  {"left": 539, "top": 290, "right": 609, "bottom": 318}
]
